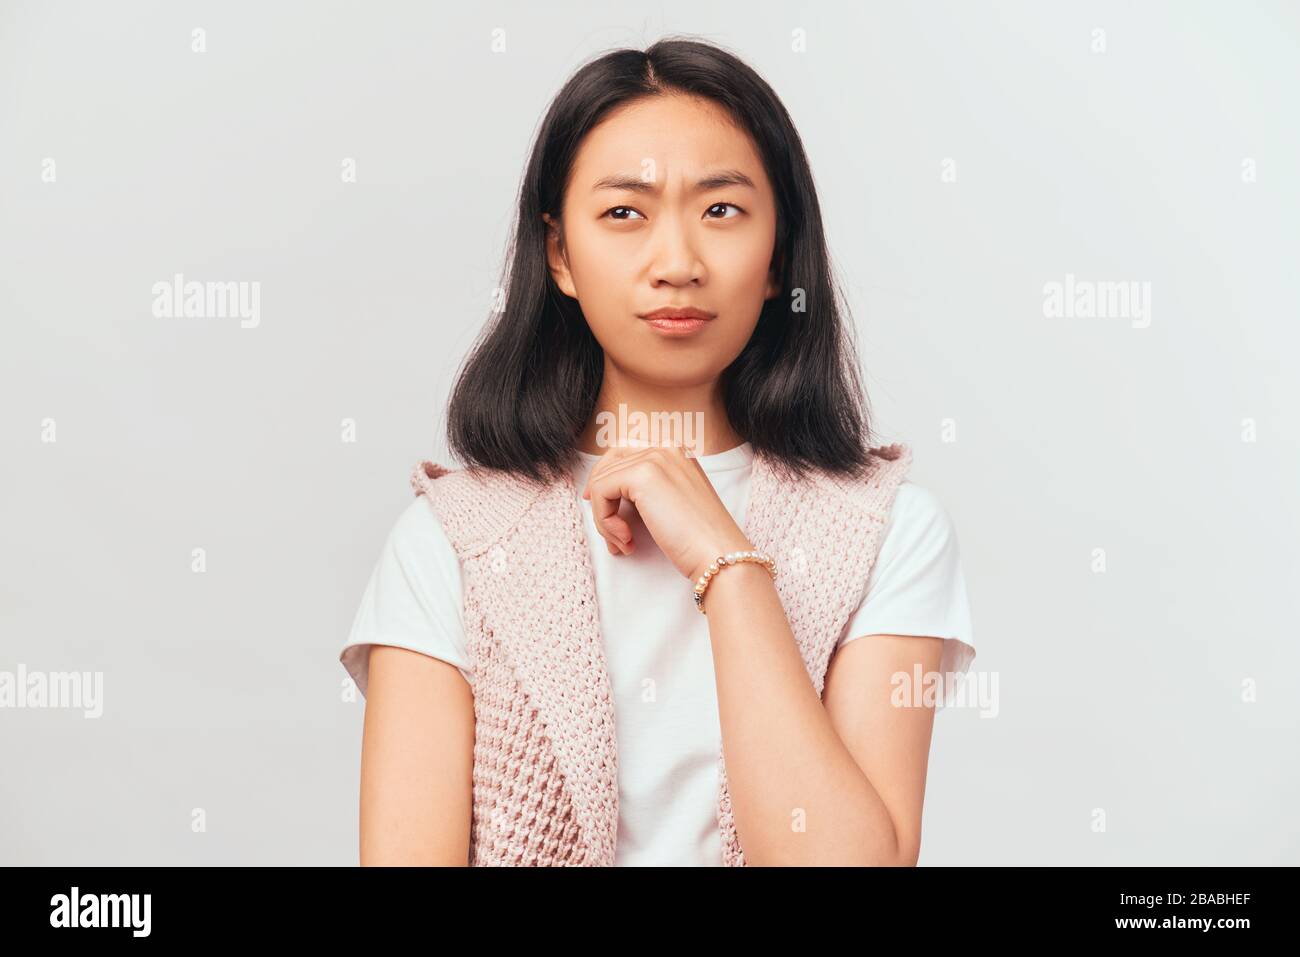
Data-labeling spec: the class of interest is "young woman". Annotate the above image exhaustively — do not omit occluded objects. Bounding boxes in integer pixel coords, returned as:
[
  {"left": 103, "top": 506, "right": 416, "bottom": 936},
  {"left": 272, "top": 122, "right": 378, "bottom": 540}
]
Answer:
[{"left": 339, "top": 36, "right": 976, "bottom": 867}]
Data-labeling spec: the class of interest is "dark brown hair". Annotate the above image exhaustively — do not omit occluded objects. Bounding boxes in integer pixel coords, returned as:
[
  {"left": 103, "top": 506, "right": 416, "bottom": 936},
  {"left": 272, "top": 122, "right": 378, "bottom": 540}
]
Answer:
[{"left": 446, "top": 36, "right": 874, "bottom": 483}]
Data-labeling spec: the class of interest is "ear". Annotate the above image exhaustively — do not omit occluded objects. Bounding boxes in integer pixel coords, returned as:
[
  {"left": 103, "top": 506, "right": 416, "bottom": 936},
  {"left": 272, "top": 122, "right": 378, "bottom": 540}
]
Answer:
[
  {"left": 764, "top": 245, "right": 784, "bottom": 300},
  {"left": 542, "top": 212, "right": 578, "bottom": 299}
]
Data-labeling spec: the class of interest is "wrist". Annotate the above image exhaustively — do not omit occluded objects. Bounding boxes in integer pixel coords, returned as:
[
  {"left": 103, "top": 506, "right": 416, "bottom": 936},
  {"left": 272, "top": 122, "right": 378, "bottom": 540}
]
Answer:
[
  {"left": 689, "top": 537, "right": 754, "bottom": 584},
  {"left": 690, "top": 546, "right": 778, "bottom": 614}
]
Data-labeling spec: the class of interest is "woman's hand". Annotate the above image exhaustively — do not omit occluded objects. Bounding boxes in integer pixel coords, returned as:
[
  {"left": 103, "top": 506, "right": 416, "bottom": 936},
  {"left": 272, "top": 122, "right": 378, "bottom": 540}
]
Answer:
[{"left": 581, "top": 443, "right": 754, "bottom": 582}]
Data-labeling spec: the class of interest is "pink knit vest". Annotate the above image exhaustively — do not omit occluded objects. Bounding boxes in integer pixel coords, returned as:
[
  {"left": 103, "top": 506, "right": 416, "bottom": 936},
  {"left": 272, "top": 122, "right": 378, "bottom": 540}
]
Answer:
[{"left": 409, "top": 442, "right": 912, "bottom": 866}]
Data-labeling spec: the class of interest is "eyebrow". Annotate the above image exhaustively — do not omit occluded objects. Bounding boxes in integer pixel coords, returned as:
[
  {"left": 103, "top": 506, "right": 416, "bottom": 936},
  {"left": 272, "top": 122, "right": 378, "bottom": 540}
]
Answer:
[{"left": 591, "top": 169, "right": 757, "bottom": 193}]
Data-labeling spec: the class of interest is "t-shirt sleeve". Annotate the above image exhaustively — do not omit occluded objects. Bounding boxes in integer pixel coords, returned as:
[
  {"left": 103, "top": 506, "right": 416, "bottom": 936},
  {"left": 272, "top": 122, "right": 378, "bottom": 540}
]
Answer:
[
  {"left": 339, "top": 496, "right": 472, "bottom": 698},
  {"left": 838, "top": 481, "right": 977, "bottom": 700}
]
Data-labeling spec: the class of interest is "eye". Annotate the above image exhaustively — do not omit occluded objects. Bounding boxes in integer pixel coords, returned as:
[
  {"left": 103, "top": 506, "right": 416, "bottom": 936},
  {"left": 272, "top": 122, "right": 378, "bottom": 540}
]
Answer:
[
  {"left": 705, "top": 203, "right": 742, "bottom": 219},
  {"left": 603, "top": 206, "right": 645, "bottom": 221}
]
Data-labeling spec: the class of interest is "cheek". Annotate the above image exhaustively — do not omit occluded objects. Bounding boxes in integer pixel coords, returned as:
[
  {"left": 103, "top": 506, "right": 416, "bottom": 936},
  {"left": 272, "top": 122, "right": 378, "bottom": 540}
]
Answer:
[
  {"left": 565, "top": 223, "right": 635, "bottom": 321},
  {"left": 714, "top": 235, "right": 776, "bottom": 329},
  {"left": 723, "top": 234, "right": 777, "bottom": 295}
]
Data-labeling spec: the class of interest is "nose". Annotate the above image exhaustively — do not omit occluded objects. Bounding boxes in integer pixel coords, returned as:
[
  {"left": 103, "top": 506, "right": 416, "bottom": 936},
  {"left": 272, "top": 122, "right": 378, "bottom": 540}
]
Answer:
[{"left": 647, "top": 211, "right": 704, "bottom": 287}]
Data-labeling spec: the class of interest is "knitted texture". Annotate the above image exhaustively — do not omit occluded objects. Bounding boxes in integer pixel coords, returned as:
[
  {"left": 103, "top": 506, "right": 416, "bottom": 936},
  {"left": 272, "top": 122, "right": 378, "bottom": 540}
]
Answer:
[{"left": 409, "top": 443, "right": 912, "bottom": 866}]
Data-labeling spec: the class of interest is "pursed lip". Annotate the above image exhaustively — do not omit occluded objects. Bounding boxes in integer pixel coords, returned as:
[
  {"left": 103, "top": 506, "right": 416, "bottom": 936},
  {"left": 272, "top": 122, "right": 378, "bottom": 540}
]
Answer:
[{"left": 638, "top": 306, "right": 716, "bottom": 321}]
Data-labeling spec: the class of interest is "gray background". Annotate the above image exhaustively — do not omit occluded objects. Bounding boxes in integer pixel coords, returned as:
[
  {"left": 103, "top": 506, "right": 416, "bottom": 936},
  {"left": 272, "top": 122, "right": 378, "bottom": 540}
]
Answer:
[{"left": 2, "top": 0, "right": 1297, "bottom": 865}]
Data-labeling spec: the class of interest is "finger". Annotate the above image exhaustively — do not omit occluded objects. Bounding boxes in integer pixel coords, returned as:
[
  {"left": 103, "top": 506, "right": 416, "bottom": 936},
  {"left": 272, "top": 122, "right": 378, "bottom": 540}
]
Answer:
[
  {"left": 584, "top": 446, "right": 664, "bottom": 554},
  {"left": 585, "top": 446, "right": 662, "bottom": 502},
  {"left": 587, "top": 473, "right": 634, "bottom": 554},
  {"left": 602, "top": 512, "right": 634, "bottom": 552}
]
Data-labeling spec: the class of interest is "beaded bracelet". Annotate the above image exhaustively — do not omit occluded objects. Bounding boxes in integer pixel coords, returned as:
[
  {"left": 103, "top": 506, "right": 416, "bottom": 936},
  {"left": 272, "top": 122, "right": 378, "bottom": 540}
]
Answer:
[{"left": 692, "top": 549, "right": 778, "bottom": 613}]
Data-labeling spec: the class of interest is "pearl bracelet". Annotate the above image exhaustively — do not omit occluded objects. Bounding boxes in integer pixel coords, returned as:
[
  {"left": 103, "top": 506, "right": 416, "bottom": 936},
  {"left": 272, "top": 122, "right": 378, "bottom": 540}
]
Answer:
[{"left": 692, "top": 549, "right": 778, "bottom": 613}]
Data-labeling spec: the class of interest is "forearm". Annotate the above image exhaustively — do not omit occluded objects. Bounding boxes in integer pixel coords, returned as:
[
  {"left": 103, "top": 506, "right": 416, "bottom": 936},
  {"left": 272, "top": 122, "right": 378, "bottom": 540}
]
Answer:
[{"left": 702, "top": 561, "right": 905, "bottom": 866}]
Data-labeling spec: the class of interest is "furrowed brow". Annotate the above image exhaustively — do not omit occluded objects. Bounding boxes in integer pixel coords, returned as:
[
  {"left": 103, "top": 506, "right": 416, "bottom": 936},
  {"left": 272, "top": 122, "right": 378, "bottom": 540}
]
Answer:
[
  {"left": 692, "top": 169, "right": 756, "bottom": 191},
  {"left": 591, "top": 169, "right": 756, "bottom": 193},
  {"left": 591, "top": 174, "right": 656, "bottom": 193}
]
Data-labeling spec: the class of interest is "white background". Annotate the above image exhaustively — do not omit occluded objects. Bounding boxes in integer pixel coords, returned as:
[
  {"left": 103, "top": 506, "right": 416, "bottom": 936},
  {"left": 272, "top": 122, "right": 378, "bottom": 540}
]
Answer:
[{"left": 1, "top": 0, "right": 1297, "bottom": 864}]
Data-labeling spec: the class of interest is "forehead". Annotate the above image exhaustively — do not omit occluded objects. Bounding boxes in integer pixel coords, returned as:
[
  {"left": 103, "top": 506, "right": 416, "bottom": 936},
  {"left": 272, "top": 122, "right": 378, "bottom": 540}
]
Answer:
[{"left": 570, "top": 94, "right": 767, "bottom": 185}]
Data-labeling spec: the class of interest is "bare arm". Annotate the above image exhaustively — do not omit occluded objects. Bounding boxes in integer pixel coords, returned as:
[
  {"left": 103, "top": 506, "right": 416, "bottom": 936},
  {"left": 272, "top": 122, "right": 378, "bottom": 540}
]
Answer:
[
  {"left": 821, "top": 631, "right": 943, "bottom": 866},
  {"left": 705, "top": 561, "right": 944, "bottom": 866},
  {"left": 358, "top": 645, "right": 475, "bottom": 866}
]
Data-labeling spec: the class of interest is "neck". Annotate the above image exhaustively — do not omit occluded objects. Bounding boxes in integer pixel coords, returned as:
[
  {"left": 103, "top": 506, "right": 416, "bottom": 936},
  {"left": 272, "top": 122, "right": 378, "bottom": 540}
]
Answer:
[{"left": 575, "top": 367, "right": 743, "bottom": 457}]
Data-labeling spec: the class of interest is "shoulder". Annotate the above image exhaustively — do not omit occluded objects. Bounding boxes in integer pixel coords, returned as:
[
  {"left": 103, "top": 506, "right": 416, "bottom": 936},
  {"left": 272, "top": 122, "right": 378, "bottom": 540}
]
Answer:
[
  {"left": 373, "top": 495, "right": 461, "bottom": 583},
  {"left": 749, "top": 443, "right": 914, "bottom": 535},
  {"left": 811, "top": 442, "right": 915, "bottom": 515},
  {"left": 387, "top": 493, "right": 451, "bottom": 553},
  {"left": 891, "top": 481, "right": 952, "bottom": 528},
  {"left": 408, "top": 459, "right": 558, "bottom": 558},
  {"left": 879, "top": 480, "right": 963, "bottom": 561},
  {"left": 842, "top": 477, "right": 976, "bottom": 664}
]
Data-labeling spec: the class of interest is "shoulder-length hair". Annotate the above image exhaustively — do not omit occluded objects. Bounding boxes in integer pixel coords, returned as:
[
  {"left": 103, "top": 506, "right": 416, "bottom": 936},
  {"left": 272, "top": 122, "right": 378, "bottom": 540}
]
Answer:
[{"left": 446, "top": 36, "right": 875, "bottom": 484}]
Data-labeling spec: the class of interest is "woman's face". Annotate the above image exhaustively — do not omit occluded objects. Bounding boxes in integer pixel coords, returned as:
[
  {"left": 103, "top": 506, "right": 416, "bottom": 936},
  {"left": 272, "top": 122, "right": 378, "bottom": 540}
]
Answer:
[{"left": 545, "top": 93, "right": 781, "bottom": 389}]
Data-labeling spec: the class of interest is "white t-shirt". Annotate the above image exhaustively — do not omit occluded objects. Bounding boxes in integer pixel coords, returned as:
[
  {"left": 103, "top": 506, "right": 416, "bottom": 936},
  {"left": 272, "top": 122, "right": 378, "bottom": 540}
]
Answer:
[{"left": 339, "top": 441, "right": 976, "bottom": 866}]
